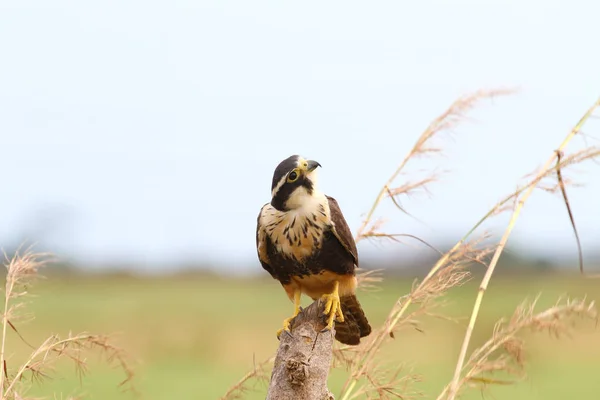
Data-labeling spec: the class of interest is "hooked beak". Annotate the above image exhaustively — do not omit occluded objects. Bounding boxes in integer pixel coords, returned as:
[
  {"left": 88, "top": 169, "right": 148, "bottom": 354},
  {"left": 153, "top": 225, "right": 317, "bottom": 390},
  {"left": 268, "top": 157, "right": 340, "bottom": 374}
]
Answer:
[{"left": 306, "top": 160, "right": 321, "bottom": 172}]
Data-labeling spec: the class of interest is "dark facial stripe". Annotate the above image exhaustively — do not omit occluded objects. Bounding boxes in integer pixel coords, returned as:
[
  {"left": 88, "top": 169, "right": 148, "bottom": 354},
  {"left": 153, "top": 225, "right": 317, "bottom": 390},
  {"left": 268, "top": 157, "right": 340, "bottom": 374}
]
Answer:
[
  {"left": 302, "top": 176, "right": 314, "bottom": 194},
  {"left": 271, "top": 174, "right": 314, "bottom": 211}
]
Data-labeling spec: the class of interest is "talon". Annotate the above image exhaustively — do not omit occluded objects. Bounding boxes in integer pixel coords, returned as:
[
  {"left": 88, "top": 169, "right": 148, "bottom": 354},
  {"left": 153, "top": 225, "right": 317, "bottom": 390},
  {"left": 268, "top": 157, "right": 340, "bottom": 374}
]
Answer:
[
  {"left": 321, "top": 281, "right": 344, "bottom": 331},
  {"left": 276, "top": 323, "right": 295, "bottom": 340},
  {"left": 276, "top": 289, "right": 301, "bottom": 340}
]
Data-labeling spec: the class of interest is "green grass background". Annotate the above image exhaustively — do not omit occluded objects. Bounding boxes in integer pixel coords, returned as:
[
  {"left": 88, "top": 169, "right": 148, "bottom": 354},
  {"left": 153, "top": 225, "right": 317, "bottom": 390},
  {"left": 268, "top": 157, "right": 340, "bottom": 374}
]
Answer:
[{"left": 5, "top": 272, "right": 599, "bottom": 399}]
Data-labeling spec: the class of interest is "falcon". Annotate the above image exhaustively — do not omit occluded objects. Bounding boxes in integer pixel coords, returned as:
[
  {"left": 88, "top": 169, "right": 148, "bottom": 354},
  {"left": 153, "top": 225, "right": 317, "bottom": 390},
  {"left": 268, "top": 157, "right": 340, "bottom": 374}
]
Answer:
[{"left": 256, "top": 155, "right": 371, "bottom": 345}]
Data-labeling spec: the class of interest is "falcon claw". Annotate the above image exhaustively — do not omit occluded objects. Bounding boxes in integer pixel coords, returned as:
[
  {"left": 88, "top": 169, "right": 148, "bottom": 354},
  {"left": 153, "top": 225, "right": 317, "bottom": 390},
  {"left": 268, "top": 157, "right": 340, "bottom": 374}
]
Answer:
[
  {"left": 276, "top": 326, "right": 294, "bottom": 340},
  {"left": 283, "top": 329, "right": 294, "bottom": 339}
]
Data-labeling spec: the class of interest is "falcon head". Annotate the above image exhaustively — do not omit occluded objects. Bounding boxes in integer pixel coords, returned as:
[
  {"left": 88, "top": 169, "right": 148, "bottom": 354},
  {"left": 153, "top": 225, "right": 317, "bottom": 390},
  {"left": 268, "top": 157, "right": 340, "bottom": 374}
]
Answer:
[{"left": 270, "top": 155, "right": 322, "bottom": 211}]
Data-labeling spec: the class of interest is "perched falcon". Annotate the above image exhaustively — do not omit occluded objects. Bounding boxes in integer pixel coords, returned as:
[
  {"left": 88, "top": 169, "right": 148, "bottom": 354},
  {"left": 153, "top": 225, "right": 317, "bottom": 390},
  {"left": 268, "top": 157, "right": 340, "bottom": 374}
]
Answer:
[{"left": 256, "top": 155, "right": 371, "bottom": 345}]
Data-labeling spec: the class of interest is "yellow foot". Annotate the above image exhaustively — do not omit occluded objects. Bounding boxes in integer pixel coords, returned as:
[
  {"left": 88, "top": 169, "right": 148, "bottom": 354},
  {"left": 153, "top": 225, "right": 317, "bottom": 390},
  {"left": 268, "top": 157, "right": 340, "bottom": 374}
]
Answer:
[
  {"left": 276, "top": 288, "right": 302, "bottom": 340},
  {"left": 321, "top": 281, "right": 344, "bottom": 331}
]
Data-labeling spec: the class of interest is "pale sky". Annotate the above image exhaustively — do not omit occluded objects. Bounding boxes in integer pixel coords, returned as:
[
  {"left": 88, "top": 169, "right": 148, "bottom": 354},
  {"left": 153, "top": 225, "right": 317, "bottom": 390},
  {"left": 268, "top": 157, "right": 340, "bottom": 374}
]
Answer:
[{"left": 1, "top": 1, "right": 599, "bottom": 272}]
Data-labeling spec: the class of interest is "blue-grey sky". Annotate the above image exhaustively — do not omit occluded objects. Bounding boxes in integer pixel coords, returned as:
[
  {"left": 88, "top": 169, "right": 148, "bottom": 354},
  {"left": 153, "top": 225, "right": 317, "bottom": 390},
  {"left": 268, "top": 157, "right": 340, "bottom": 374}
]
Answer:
[{"left": 1, "top": 1, "right": 599, "bottom": 272}]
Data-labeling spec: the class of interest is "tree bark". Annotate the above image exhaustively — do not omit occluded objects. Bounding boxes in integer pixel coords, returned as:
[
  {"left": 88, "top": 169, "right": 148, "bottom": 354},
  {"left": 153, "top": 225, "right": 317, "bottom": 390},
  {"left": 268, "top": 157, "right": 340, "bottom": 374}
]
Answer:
[{"left": 266, "top": 299, "right": 335, "bottom": 400}]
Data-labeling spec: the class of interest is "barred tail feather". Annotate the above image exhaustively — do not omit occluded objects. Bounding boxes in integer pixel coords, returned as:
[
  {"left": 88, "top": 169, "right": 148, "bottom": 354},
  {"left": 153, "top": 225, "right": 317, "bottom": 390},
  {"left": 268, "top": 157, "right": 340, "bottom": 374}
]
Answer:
[{"left": 334, "top": 295, "right": 372, "bottom": 345}]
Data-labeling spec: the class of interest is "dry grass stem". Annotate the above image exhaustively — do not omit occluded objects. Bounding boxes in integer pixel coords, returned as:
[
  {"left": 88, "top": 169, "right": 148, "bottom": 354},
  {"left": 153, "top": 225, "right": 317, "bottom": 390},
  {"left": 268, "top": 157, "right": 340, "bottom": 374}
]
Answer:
[
  {"left": 356, "top": 269, "right": 384, "bottom": 294},
  {"left": 445, "top": 97, "right": 600, "bottom": 400},
  {"left": 1, "top": 249, "right": 49, "bottom": 398},
  {"left": 438, "top": 297, "right": 597, "bottom": 399},
  {"left": 0, "top": 250, "right": 136, "bottom": 400},
  {"left": 338, "top": 238, "right": 490, "bottom": 400},
  {"left": 555, "top": 150, "right": 584, "bottom": 274},
  {"left": 356, "top": 89, "right": 515, "bottom": 243},
  {"left": 339, "top": 89, "right": 514, "bottom": 400}
]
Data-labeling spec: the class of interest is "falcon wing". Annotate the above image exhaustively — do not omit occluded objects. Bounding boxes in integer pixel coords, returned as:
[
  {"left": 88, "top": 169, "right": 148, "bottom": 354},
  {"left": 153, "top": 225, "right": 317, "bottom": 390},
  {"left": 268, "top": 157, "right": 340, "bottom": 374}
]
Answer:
[
  {"left": 326, "top": 196, "right": 359, "bottom": 268},
  {"left": 256, "top": 204, "right": 275, "bottom": 277}
]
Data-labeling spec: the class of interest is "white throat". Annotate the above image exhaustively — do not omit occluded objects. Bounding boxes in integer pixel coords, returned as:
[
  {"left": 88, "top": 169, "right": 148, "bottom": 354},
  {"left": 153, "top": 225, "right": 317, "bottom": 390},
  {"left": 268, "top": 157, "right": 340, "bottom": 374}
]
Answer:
[
  {"left": 260, "top": 188, "right": 331, "bottom": 261},
  {"left": 284, "top": 187, "right": 318, "bottom": 210}
]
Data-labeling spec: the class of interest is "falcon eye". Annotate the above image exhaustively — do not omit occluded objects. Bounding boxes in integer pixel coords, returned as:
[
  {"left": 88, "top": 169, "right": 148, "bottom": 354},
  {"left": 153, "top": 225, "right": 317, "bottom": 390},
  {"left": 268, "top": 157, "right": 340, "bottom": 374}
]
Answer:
[{"left": 287, "top": 170, "right": 299, "bottom": 182}]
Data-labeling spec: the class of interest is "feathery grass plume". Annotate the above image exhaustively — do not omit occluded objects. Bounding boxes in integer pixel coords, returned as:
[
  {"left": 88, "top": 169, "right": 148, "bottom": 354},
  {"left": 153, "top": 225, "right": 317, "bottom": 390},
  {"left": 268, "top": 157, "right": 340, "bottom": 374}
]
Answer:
[
  {"left": 356, "top": 88, "right": 515, "bottom": 242},
  {"left": 338, "top": 90, "right": 513, "bottom": 400},
  {"left": 0, "top": 249, "right": 136, "bottom": 400},
  {"left": 219, "top": 356, "right": 273, "bottom": 400},
  {"left": 444, "top": 97, "right": 600, "bottom": 400},
  {"left": 0, "top": 248, "right": 49, "bottom": 397},
  {"left": 338, "top": 237, "right": 492, "bottom": 400},
  {"left": 355, "top": 268, "right": 384, "bottom": 294},
  {"left": 438, "top": 297, "right": 597, "bottom": 400}
]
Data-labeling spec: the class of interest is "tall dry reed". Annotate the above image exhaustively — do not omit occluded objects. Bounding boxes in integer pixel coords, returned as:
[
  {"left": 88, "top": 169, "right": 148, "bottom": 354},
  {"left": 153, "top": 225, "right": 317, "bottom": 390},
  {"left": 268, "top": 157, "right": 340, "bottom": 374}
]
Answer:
[{"left": 0, "top": 249, "right": 136, "bottom": 400}]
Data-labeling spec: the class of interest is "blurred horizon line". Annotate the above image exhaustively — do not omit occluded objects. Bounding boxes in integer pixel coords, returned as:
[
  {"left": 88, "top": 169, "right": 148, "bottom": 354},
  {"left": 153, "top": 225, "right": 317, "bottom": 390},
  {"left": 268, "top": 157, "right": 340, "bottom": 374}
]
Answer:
[{"left": 8, "top": 238, "right": 597, "bottom": 277}]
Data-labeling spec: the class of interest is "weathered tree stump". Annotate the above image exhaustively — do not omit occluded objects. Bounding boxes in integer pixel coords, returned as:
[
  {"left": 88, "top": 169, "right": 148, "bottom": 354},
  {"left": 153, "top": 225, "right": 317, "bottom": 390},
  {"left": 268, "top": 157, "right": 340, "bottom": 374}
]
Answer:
[{"left": 266, "top": 299, "right": 335, "bottom": 400}]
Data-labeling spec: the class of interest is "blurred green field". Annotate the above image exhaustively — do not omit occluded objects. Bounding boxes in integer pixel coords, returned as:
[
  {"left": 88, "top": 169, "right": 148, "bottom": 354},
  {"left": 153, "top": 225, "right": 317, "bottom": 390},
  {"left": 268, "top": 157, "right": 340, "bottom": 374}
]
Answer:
[{"left": 5, "top": 272, "right": 599, "bottom": 399}]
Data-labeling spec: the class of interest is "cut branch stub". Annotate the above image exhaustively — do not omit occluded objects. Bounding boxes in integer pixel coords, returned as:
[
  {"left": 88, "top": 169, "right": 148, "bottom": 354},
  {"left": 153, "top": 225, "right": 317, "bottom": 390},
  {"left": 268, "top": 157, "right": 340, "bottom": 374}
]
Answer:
[{"left": 266, "top": 299, "right": 335, "bottom": 400}]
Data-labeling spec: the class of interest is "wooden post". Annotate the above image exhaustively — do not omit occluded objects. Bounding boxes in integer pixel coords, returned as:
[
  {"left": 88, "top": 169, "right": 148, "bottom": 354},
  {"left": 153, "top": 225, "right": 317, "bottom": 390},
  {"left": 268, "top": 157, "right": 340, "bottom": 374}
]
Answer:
[{"left": 266, "top": 300, "right": 335, "bottom": 400}]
